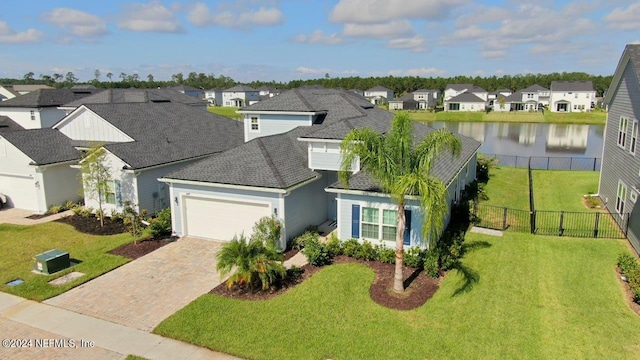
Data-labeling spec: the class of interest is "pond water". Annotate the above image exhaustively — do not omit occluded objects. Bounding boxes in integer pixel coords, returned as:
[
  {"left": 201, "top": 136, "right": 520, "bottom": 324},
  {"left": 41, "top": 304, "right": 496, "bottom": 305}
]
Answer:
[{"left": 423, "top": 122, "right": 605, "bottom": 158}]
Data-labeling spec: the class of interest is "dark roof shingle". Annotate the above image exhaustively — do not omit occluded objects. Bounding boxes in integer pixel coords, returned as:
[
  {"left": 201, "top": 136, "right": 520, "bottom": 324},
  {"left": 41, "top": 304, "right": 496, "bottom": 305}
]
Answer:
[
  {"left": 1, "top": 129, "right": 80, "bottom": 165},
  {"left": 0, "top": 89, "right": 102, "bottom": 108}
]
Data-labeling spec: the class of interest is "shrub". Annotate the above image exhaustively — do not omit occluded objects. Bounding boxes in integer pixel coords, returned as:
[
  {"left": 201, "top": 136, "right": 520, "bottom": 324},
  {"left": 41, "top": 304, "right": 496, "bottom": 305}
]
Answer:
[
  {"left": 404, "top": 246, "right": 424, "bottom": 268},
  {"left": 122, "top": 201, "right": 146, "bottom": 244},
  {"left": 477, "top": 154, "right": 498, "bottom": 183},
  {"left": 80, "top": 206, "right": 94, "bottom": 218},
  {"left": 293, "top": 231, "right": 318, "bottom": 250},
  {"left": 149, "top": 207, "right": 172, "bottom": 237},
  {"left": 424, "top": 250, "right": 440, "bottom": 278},
  {"left": 618, "top": 253, "right": 639, "bottom": 274},
  {"left": 72, "top": 206, "right": 84, "bottom": 216},
  {"left": 287, "top": 265, "right": 303, "bottom": 278},
  {"left": 251, "top": 216, "right": 283, "bottom": 246},
  {"left": 302, "top": 237, "right": 331, "bottom": 266},
  {"left": 63, "top": 200, "right": 76, "bottom": 210},
  {"left": 618, "top": 253, "right": 640, "bottom": 303},
  {"left": 324, "top": 233, "right": 343, "bottom": 257},
  {"left": 47, "top": 205, "right": 63, "bottom": 214},
  {"left": 342, "top": 238, "right": 361, "bottom": 258},
  {"left": 375, "top": 244, "right": 395, "bottom": 264},
  {"left": 355, "top": 240, "right": 376, "bottom": 261}
]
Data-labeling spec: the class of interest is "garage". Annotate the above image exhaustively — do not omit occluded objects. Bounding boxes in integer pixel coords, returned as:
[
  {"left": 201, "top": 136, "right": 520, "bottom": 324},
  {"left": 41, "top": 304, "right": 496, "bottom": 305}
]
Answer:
[
  {"left": 183, "top": 196, "right": 270, "bottom": 241},
  {"left": 0, "top": 173, "right": 39, "bottom": 211}
]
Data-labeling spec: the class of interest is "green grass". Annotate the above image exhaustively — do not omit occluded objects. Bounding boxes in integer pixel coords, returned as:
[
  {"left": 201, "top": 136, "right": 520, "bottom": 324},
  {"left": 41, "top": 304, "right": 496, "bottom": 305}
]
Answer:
[
  {"left": 533, "top": 170, "right": 599, "bottom": 212},
  {"left": 155, "top": 232, "right": 640, "bottom": 359},
  {"left": 207, "top": 106, "right": 242, "bottom": 120},
  {"left": 480, "top": 167, "right": 530, "bottom": 209},
  {"left": 0, "top": 222, "right": 132, "bottom": 301},
  {"left": 398, "top": 110, "right": 606, "bottom": 125}
]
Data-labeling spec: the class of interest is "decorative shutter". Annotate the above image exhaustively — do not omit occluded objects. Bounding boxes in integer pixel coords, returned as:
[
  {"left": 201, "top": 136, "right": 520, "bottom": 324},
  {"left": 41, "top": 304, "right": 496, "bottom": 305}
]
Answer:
[
  {"left": 351, "top": 204, "right": 360, "bottom": 238},
  {"left": 115, "top": 180, "right": 122, "bottom": 205},
  {"left": 404, "top": 209, "right": 411, "bottom": 245}
]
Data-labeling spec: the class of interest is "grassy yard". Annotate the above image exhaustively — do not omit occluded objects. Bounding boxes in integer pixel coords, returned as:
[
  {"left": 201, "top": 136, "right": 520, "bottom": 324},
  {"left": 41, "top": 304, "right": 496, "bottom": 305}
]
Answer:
[
  {"left": 0, "top": 222, "right": 132, "bottom": 301},
  {"left": 480, "top": 167, "right": 530, "bottom": 209},
  {"left": 155, "top": 231, "right": 640, "bottom": 359},
  {"left": 398, "top": 110, "right": 606, "bottom": 125},
  {"left": 533, "top": 170, "right": 600, "bottom": 212},
  {"left": 207, "top": 106, "right": 242, "bottom": 120}
]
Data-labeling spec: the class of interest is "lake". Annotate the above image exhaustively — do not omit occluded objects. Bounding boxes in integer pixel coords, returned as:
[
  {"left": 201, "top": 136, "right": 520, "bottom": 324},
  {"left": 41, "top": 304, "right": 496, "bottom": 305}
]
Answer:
[{"left": 424, "top": 122, "right": 605, "bottom": 159}]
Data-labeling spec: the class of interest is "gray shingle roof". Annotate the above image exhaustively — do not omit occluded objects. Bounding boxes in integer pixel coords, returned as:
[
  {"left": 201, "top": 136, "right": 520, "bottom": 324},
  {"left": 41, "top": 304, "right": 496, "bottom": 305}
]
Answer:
[
  {"left": 447, "top": 93, "right": 486, "bottom": 103},
  {"left": 241, "top": 87, "right": 373, "bottom": 113},
  {"left": 224, "top": 85, "right": 258, "bottom": 92},
  {"left": 504, "top": 92, "right": 523, "bottom": 102},
  {"left": 521, "top": 84, "right": 548, "bottom": 92},
  {"left": 1, "top": 129, "right": 80, "bottom": 165},
  {"left": 166, "top": 87, "right": 481, "bottom": 190},
  {"left": 80, "top": 102, "right": 243, "bottom": 169},
  {"left": 63, "top": 89, "right": 206, "bottom": 108},
  {"left": 366, "top": 85, "right": 392, "bottom": 92},
  {"left": 0, "top": 88, "right": 102, "bottom": 108},
  {"left": 172, "top": 85, "right": 202, "bottom": 92},
  {"left": 0, "top": 116, "right": 23, "bottom": 132},
  {"left": 389, "top": 94, "right": 416, "bottom": 102},
  {"left": 550, "top": 81, "right": 594, "bottom": 92},
  {"left": 626, "top": 44, "right": 640, "bottom": 81}
]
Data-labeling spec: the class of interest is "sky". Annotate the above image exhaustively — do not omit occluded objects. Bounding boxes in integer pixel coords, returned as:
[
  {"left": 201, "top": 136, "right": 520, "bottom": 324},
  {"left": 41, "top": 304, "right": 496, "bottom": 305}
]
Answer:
[{"left": 1, "top": 0, "right": 639, "bottom": 83}]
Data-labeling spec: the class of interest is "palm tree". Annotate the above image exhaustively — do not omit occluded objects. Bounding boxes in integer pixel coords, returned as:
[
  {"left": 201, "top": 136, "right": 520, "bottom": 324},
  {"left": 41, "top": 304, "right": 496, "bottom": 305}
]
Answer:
[
  {"left": 216, "top": 234, "right": 286, "bottom": 291},
  {"left": 340, "top": 112, "right": 461, "bottom": 293}
]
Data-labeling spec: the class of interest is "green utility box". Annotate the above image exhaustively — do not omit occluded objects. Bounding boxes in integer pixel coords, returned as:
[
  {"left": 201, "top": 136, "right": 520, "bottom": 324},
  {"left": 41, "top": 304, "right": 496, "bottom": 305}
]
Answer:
[{"left": 33, "top": 249, "right": 70, "bottom": 274}]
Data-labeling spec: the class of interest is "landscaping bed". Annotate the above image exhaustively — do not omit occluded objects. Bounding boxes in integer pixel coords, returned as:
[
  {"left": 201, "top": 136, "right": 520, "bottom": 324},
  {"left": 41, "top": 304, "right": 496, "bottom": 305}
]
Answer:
[
  {"left": 55, "top": 215, "right": 126, "bottom": 235},
  {"left": 109, "top": 237, "right": 176, "bottom": 260}
]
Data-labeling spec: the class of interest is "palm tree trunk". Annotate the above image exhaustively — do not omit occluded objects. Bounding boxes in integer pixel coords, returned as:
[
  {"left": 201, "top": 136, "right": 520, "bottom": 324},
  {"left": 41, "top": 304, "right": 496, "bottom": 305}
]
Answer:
[{"left": 393, "top": 200, "right": 406, "bottom": 293}]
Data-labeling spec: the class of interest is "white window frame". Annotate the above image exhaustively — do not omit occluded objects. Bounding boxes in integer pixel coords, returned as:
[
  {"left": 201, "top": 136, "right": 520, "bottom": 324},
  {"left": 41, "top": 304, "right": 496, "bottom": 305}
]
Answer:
[
  {"left": 104, "top": 180, "right": 118, "bottom": 205},
  {"left": 249, "top": 116, "right": 259, "bottom": 132},
  {"left": 30, "top": 110, "right": 35, "bottom": 121},
  {"left": 631, "top": 191, "right": 637, "bottom": 204},
  {"left": 361, "top": 207, "right": 379, "bottom": 240},
  {"left": 618, "top": 117, "right": 628, "bottom": 149},
  {"left": 630, "top": 120, "right": 638, "bottom": 155},
  {"left": 616, "top": 180, "right": 627, "bottom": 214},
  {"left": 381, "top": 209, "right": 397, "bottom": 241}
]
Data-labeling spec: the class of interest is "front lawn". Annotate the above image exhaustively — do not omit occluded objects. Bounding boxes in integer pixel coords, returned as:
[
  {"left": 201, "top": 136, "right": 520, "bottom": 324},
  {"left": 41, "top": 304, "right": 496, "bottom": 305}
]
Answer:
[
  {"left": 533, "top": 170, "right": 600, "bottom": 212},
  {"left": 544, "top": 110, "right": 606, "bottom": 125},
  {"left": 401, "top": 110, "right": 606, "bottom": 125},
  {"left": 480, "top": 166, "right": 529, "bottom": 209},
  {"left": 155, "top": 232, "right": 640, "bottom": 359},
  {"left": 0, "top": 221, "right": 132, "bottom": 301},
  {"left": 207, "top": 106, "right": 242, "bottom": 120}
]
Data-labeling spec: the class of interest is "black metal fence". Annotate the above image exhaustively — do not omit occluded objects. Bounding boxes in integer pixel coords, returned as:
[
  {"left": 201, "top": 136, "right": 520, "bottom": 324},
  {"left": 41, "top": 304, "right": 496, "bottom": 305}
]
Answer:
[
  {"left": 481, "top": 154, "right": 601, "bottom": 171},
  {"left": 472, "top": 202, "right": 628, "bottom": 239}
]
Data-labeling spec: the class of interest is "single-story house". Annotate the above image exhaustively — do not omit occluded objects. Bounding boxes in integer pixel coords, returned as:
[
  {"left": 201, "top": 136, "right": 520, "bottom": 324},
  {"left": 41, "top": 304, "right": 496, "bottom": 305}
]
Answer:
[
  {"left": 160, "top": 87, "right": 480, "bottom": 250},
  {"left": 364, "top": 86, "right": 394, "bottom": 105},
  {"left": 389, "top": 94, "right": 418, "bottom": 110},
  {"left": 444, "top": 93, "right": 486, "bottom": 112}
]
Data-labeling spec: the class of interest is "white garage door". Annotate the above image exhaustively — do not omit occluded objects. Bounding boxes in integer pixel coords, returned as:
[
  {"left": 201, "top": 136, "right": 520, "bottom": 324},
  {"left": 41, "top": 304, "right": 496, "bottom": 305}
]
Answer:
[
  {"left": 0, "top": 174, "right": 38, "bottom": 211},
  {"left": 184, "top": 196, "right": 270, "bottom": 241}
]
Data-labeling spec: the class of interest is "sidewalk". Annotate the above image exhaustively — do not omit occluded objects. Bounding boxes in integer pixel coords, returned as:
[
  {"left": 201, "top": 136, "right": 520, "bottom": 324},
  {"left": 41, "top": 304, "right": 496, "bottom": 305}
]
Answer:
[
  {"left": 0, "top": 208, "right": 73, "bottom": 225},
  {"left": 0, "top": 292, "right": 240, "bottom": 360}
]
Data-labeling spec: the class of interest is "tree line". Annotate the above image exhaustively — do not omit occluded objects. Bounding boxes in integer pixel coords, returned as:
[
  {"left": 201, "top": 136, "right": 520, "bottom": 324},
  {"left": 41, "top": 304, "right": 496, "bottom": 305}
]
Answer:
[{"left": 1, "top": 70, "right": 613, "bottom": 97}]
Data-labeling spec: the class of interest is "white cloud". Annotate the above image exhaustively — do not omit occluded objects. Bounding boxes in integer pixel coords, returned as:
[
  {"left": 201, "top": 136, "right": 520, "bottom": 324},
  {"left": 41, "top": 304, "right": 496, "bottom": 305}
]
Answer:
[
  {"left": 605, "top": 3, "right": 640, "bottom": 30},
  {"left": 117, "top": 1, "right": 184, "bottom": 33},
  {"left": 187, "top": 2, "right": 284, "bottom": 29},
  {"left": 41, "top": 8, "right": 108, "bottom": 37},
  {"left": 343, "top": 20, "right": 413, "bottom": 39},
  {"left": 295, "top": 66, "right": 332, "bottom": 75},
  {"left": 386, "top": 36, "right": 427, "bottom": 52},
  {"left": 330, "top": 0, "right": 468, "bottom": 24},
  {"left": 292, "top": 30, "right": 345, "bottom": 45},
  {"left": 388, "top": 67, "right": 447, "bottom": 77},
  {"left": 0, "top": 21, "right": 42, "bottom": 43},
  {"left": 455, "top": 6, "right": 510, "bottom": 27}
]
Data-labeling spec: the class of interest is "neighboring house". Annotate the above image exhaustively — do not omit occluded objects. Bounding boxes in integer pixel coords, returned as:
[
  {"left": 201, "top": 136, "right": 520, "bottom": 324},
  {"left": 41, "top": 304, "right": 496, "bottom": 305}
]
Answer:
[
  {"left": 521, "top": 84, "right": 550, "bottom": 110},
  {"left": 160, "top": 87, "right": 480, "bottom": 250},
  {"left": 444, "top": 84, "right": 488, "bottom": 102},
  {"left": 0, "top": 116, "right": 24, "bottom": 132},
  {"left": 444, "top": 93, "right": 486, "bottom": 112},
  {"left": 598, "top": 44, "right": 640, "bottom": 255},
  {"left": 0, "top": 129, "right": 81, "bottom": 213},
  {"left": 52, "top": 102, "right": 244, "bottom": 214},
  {"left": 388, "top": 94, "right": 418, "bottom": 110},
  {"left": 488, "top": 89, "right": 513, "bottom": 109},
  {"left": 364, "top": 86, "right": 394, "bottom": 105},
  {"left": 0, "top": 84, "right": 54, "bottom": 102},
  {"left": 204, "top": 89, "right": 223, "bottom": 106},
  {"left": 60, "top": 88, "right": 207, "bottom": 111},
  {"left": 258, "top": 86, "right": 280, "bottom": 98},
  {"left": 349, "top": 89, "right": 365, "bottom": 97},
  {"left": 0, "top": 88, "right": 101, "bottom": 129},
  {"left": 549, "top": 81, "right": 596, "bottom": 112},
  {"left": 413, "top": 89, "right": 439, "bottom": 109},
  {"left": 222, "top": 85, "right": 260, "bottom": 107},
  {"left": 172, "top": 85, "right": 204, "bottom": 99}
]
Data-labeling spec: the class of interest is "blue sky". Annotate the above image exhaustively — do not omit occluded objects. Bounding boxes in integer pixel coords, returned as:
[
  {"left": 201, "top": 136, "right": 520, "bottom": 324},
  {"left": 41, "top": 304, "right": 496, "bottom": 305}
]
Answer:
[{"left": 1, "top": 0, "right": 638, "bottom": 82}]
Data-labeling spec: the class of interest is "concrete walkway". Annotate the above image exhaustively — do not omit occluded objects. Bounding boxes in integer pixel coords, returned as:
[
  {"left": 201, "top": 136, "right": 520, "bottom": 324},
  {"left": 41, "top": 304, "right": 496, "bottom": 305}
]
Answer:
[
  {"left": 0, "top": 292, "right": 240, "bottom": 359},
  {"left": 0, "top": 208, "right": 74, "bottom": 225},
  {"left": 45, "top": 237, "right": 223, "bottom": 332},
  {"left": 283, "top": 251, "right": 308, "bottom": 268}
]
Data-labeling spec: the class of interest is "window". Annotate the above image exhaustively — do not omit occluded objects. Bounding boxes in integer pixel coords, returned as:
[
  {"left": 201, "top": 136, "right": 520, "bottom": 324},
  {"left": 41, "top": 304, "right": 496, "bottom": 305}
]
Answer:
[
  {"left": 631, "top": 191, "right": 638, "bottom": 204},
  {"left": 250, "top": 117, "right": 259, "bottom": 131},
  {"left": 30, "top": 110, "right": 35, "bottom": 121},
  {"left": 361, "top": 207, "right": 379, "bottom": 239},
  {"left": 574, "top": 93, "right": 578, "bottom": 98},
  {"left": 104, "top": 180, "right": 120, "bottom": 205},
  {"left": 382, "top": 210, "right": 397, "bottom": 241},
  {"left": 586, "top": 93, "right": 590, "bottom": 98},
  {"left": 616, "top": 180, "right": 627, "bottom": 214},
  {"left": 631, "top": 120, "right": 638, "bottom": 155},
  {"left": 527, "top": 93, "right": 533, "bottom": 99},
  {"left": 618, "top": 117, "right": 629, "bottom": 148}
]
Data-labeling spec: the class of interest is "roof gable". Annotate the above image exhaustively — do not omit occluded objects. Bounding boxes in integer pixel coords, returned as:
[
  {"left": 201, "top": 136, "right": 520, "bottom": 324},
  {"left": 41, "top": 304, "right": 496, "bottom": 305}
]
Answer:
[
  {"left": 521, "top": 84, "right": 549, "bottom": 92},
  {"left": 366, "top": 86, "right": 392, "bottom": 92},
  {"left": 62, "top": 88, "right": 206, "bottom": 108},
  {"left": 605, "top": 44, "right": 640, "bottom": 105},
  {"left": 0, "top": 88, "right": 101, "bottom": 108},
  {"left": 0, "top": 129, "right": 80, "bottom": 165},
  {"left": 447, "top": 93, "right": 486, "bottom": 103},
  {"left": 224, "top": 85, "right": 258, "bottom": 92},
  {"left": 550, "top": 81, "right": 594, "bottom": 92},
  {"left": 0, "top": 116, "right": 24, "bottom": 132}
]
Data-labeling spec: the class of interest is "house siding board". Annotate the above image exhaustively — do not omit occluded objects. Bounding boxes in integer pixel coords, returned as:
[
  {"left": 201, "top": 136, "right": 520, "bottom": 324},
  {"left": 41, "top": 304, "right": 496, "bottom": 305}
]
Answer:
[
  {"left": 284, "top": 176, "right": 328, "bottom": 240},
  {"left": 600, "top": 59, "right": 640, "bottom": 253},
  {"left": 135, "top": 161, "right": 198, "bottom": 214},
  {"left": 41, "top": 164, "right": 82, "bottom": 209},
  {"left": 82, "top": 152, "right": 136, "bottom": 214},
  {"left": 244, "top": 113, "right": 311, "bottom": 142},
  {"left": 56, "top": 109, "right": 133, "bottom": 143},
  {"left": 0, "top": 138, "right": 39, "bottom": 211},
  {"left": 169, "top": 182, "right": 280, "bottom": 238}
]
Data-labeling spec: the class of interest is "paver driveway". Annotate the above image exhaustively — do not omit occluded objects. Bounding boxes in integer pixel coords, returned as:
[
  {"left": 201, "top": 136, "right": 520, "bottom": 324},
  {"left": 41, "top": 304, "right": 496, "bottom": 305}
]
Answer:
[{"left": 45, "top": 237, "right": 223, "bottom": 332}]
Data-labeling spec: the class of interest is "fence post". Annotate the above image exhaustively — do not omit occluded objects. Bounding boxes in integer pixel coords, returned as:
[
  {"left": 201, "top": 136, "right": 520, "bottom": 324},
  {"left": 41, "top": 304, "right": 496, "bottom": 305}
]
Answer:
[
  {"left": 569, "top": 157, "right": 573, "bottom": 171},
  {"left": 473, "top": 201, "right": 478, "bottom": 220},
  {"left": 530, "top": 211, "right": 536, "bottom": 234},
  {"left": 594, "top": 212, "right": 599, "bottom": 238},
  {"left": 503, "top": 207, "right": 508, "bottom": 230},
  {"left": 593, "top": 158, "right": 597, "bottom": 172},
  {"left": 626, "top": 213, "right": 630, "bottom": 236},
  {"left": 559, "top": 211, "right": 564, "bottom": 236},
  {"left": 547, "top": 157, "right": 550, "bottom": 170}
]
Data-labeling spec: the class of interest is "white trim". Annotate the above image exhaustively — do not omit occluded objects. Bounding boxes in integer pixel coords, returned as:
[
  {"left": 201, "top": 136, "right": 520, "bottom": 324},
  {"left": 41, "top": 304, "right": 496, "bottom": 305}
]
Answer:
[
  {"left": 325, "top": 187, "right": 420, "bottom": 200},
  {"left": 160, "top": 175, "right": 321, "bottom": 195},
  {"left": 0, "top": 172, "right": 33, "bottom": 179},
  {"left": 630, "top": 119, "right": 638, "bottom": 156},
  {"left": 53, "top": 106, "right": 135, "bottom": 143},
  {"left": 297, "top": 138, "right": 344, "bottom": 143},
  {"left": 249, "top": 115, "right": 260, "bottom": 132},
  {"left": 237, "top": 110, "right": 325, "bottom": 116},
  {"left": 31, "top": 159, "right": 78, "bottom": 169}
]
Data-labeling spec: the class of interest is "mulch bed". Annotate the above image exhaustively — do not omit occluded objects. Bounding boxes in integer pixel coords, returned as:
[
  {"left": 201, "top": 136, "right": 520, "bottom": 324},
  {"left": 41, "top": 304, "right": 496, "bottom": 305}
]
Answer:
[
  {"left": 109, "top": 237, "right": 176, "bottom": 259},
  {"left": 616, "top": 266, "right": 640, "bottom": 316},
  {"left": 27, "top": 213, "right": 55, "bottom": 220},
  {"left": 55, "top": 215, "right": 126, "bottom": 235},
  {"left": 211, "top": 254, "right": 442, "bottom": 310}
]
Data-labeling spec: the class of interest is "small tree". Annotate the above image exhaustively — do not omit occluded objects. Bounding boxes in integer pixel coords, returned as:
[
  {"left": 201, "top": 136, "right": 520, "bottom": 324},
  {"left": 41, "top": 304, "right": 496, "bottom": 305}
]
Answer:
[
  {"left": 80, "top": 145, "right": 111, "bottom": 227},
  {"left": 122, "top": 201, "right": 146, "bottom": 244}
]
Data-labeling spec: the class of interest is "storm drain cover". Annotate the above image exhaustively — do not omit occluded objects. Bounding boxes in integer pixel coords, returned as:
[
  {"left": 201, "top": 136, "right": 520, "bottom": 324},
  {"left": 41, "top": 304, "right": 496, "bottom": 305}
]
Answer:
[
  {"left": 6, "top": 279, "right": 24, "bottom": 286},
  {"left": 48, "top": 272, "right": 85, "bottom": 286}
]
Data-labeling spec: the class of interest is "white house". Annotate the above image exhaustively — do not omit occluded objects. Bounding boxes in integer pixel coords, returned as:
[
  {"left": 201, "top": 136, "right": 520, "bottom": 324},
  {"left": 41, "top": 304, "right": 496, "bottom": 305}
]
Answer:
[
  {"left": 413, "top": 89, "right": 439, "bottom": 109},
  {"left": 222, "top": 85, "right": 260, "bottom": 107},
  {"left": 364, "top": 86, "right": 394, "bottom": 105},
  {"left": 444, "top": 84, "right": 488, "bottom": 102},
  {"left": 444, "top": 93, "right": 486, "bottom": 112},
  {"left": 0, "top": 85, "right": 54, "bottom": 102},
  {"left": 171, "top": 85, "right": 204, "bottom": 98},
  {"left": 549, "top": 81, "right": 596, "bottom": 112},
  {"left": 204, "top": 89, "right": 223, "bottom": 106},
  {"left": 520, "top": 84, "right": 550, "bottom": 110},
  {"left": 0, "top": 129, "right": 81, "bottom": 213}
]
